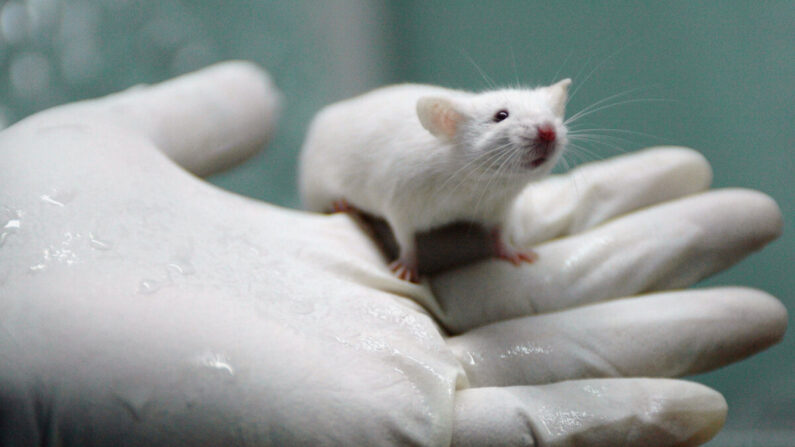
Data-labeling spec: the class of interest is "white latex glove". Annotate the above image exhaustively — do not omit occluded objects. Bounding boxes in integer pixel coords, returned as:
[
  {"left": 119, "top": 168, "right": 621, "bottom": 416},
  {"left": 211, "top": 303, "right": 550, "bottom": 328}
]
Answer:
[{"left": 0, "top": 62, "right": 786, "bottom": 447}]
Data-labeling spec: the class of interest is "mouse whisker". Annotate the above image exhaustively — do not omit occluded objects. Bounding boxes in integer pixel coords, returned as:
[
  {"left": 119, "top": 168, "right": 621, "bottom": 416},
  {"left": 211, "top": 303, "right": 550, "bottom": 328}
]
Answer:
[
  {"left": 564, "top": 86, "right": 650, "bottom": 125},
  {"left": 459, "top": 49, "right": 498, "bottom": 91},
  {"left": 569, "top": 134, "right": 631, "bottom": 152},
  {"left": 566, "top": 97, "right": 673, "bottom": 126},
  {"left": 566, "top": 42, "right": 636, "bottom": 106},
  {"left": 569, "top": 133, "right": 632, "bottom": 150},
  {"left": 569, "top": 124, "right": 670, "bottom": 161},
  {"left": 471, "top": 146, "right": 519, "bottom": 218},
  {"left": 434, "top": 142, "right": 514, "bottom": 197},
  {"left": 565, "top": 142, "right": 601, "bottom": 163},
  {"left": 446, "top": 143, "right": 515, "bottom": 194},
  {"left": 568, "top": 127, "right": 666, "bottom": 142}
]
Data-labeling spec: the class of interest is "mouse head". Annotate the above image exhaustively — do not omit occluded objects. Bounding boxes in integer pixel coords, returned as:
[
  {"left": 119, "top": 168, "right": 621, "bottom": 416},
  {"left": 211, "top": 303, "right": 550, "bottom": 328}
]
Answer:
[{"left": 417, "top": 78, "right": 571, "bottom": 175}]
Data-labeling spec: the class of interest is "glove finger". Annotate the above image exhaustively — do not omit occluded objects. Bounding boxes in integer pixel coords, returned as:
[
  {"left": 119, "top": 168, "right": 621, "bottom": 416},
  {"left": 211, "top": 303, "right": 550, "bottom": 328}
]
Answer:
[
  {"left": 26, "top": 61, "right": 281, "bottom": 177},
  {"left": 113, "top": 61, "right": 281, "bottom": 176},
  {"left": 431, "top": 188, "right": 782, "bottom": 333},
  {"left": 508, "top": 146, "right": 712, "bottom": 246},
  {"left": 452, "top": 379, "right": 726, "bottom": 447},
  {"left": 447, "top": 287, "right": 787, "bottom": 387}
]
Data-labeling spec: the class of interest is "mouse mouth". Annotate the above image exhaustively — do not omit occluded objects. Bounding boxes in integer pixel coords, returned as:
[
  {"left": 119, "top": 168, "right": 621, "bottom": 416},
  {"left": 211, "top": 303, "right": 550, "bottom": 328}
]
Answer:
[
  {"left": 521, "top": 142, "right": 555, "bottom": 169},
  {"left": 520, "top": 155, "right": 548, "bottom": 170},
  {"left": 529, "top": 157, "right": 547, "bottom": 168}
]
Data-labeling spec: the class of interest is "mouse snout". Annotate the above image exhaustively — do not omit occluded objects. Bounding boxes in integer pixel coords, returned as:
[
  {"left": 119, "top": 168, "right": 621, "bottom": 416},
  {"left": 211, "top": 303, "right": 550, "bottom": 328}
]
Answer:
[
  {"left": 536, "top": 123, "right": 556, "bottom": 143},
  {"left": 518, "top": 123, "right": 559, "bottom": 169}
]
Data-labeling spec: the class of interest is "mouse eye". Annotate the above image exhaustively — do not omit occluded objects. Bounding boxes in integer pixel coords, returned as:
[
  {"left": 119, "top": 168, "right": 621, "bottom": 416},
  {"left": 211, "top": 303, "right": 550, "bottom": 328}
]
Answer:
[{"left": 493, "top": 110, "right": 509, "bottom": 123}]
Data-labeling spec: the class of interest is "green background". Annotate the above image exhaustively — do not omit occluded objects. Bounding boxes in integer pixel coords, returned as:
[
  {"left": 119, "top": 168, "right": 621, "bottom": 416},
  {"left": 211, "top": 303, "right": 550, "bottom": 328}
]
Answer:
[{"left": 1, "top": 1, "right": 791, "bottom": 444}]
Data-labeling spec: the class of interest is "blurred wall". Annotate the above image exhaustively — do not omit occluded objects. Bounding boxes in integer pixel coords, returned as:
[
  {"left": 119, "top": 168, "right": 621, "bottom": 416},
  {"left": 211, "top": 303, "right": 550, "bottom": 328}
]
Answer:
[
  {"left": 0, "top": 0, "right": 394, "bottom": 204},
  {"left": 0, "top": 1, "right": 792, "bottom": 445}
]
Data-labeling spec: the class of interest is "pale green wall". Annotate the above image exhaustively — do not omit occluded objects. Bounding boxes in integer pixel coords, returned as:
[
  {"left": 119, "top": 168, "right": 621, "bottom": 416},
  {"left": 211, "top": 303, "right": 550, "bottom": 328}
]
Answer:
[{"left": 1, "top": 1, "right": 792, "bottom": 444}]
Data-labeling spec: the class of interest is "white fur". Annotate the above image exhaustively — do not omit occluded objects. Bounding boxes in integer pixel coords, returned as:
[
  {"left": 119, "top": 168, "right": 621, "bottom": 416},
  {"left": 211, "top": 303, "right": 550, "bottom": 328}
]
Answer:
[{"left": 299, "top": 80, "right": 570, "bottom": 267}]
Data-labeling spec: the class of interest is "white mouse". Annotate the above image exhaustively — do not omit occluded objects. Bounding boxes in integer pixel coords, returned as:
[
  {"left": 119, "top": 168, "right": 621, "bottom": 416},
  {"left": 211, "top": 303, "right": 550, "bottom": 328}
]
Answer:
[{"left": 299, "top": 79, "right": 571, "bottom": 282}]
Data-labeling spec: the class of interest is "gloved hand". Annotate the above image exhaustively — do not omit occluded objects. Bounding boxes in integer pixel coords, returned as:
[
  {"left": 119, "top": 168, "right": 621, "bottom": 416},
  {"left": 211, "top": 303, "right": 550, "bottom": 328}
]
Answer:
[{"left": 0, "top": 61, "right": 786, "bottom": 446}]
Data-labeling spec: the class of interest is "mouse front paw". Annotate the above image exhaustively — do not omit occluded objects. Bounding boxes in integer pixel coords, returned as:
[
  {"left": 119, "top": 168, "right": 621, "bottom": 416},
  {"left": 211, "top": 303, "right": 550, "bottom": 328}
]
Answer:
[
  {"left": 329, "top": 199, "right": 356, "bottom": 214},
  {"left": 491, "top": 228, "right": 538, "bottom": 266}
]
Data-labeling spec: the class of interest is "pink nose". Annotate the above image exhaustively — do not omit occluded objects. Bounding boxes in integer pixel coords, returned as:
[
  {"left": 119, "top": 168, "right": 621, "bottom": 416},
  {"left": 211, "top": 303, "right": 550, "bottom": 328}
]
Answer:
[{"left": 536, "top": 124, "right": 556, "bottom": 142}]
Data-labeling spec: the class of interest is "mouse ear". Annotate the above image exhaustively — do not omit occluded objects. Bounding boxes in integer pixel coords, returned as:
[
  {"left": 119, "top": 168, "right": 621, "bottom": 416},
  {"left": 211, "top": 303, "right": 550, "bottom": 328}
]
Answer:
[
  {"left": 416, "top": 97, "right": 463, "bottom": 141},
  {"left": 548, "top": 78, "right": 571, "bottom": 117}
]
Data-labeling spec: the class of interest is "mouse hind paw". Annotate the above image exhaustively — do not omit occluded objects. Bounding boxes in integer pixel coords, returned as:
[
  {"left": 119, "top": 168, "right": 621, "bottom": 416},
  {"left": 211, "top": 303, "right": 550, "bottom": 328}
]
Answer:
[
  {"left": 496, "top": 246, "right": 538, "bottom": 265},
  {"left": 389, "top": 259, "right": 420, "bottom": 283},
  {"left": 492, "top": 228, "right": 538, "bottom": 266}
]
